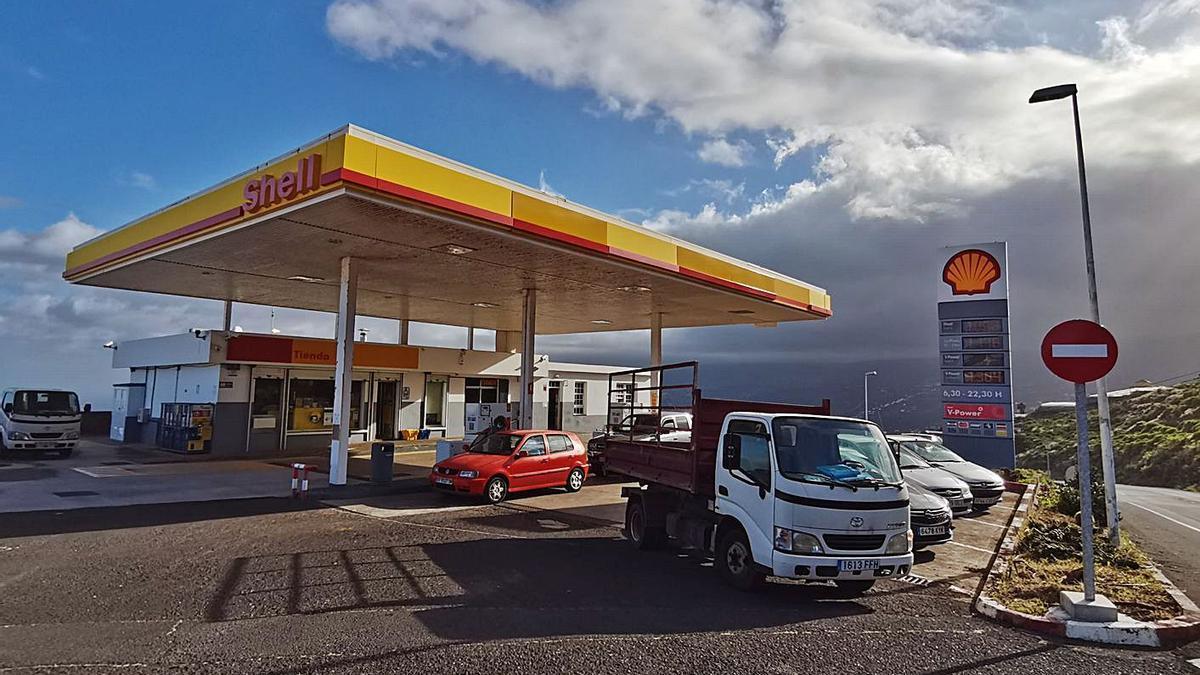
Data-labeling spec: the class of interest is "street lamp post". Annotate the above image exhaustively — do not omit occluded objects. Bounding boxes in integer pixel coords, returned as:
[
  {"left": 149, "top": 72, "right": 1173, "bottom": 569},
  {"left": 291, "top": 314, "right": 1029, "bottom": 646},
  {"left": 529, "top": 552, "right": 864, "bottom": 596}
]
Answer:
[
  {"left": 864, "top": 371, "right": 878, "bottom": 421},
  {"left": 1029, "top": 83, "right": 1121, "bottom": 546}
]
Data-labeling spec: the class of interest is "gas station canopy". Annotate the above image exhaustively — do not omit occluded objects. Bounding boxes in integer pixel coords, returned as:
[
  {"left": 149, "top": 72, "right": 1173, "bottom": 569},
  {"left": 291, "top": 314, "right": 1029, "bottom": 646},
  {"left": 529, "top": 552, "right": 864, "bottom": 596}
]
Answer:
[{"left": 64, "top": 125, "right": 830, "bottom": 333}]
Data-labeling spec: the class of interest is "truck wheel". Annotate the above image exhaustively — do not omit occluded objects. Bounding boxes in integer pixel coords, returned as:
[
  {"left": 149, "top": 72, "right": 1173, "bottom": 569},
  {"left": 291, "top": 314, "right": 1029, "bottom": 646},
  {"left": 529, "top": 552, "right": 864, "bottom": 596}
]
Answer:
[
  {"left": 716, "top": 526, "right": 764, "bottom": 591},
  {"left": 565, "top": 467, "right": 585, "bottom": 493},
  {"left": 833, "top": 580, "right": 875, "bottom": 596},
  {"left": 624, "top": 499, "right": 664, "bottom": 550},
  {"left": 483, "top": 476, "right": 508, "bottom": 504}
]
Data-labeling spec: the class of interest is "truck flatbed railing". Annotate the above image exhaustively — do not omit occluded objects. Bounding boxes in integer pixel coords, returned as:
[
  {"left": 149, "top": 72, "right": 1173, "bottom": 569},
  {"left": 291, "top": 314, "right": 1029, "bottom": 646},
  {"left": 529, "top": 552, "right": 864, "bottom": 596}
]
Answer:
[{"left": 603, "top": 362, "right": 831, "bottom": 495}]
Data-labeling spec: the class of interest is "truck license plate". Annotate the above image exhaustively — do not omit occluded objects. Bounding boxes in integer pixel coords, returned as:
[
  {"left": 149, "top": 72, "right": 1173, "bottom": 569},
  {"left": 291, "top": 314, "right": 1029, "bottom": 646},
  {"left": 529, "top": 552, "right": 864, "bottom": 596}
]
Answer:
[
  {"left": 917, "top": 525, "right": 947, "bottom": 537},
  {"left": 838, "top": 559, "right": 880, "bottom": 572},
  {"left": 435, "top": 477, "right": 453, "bottom": 485}
]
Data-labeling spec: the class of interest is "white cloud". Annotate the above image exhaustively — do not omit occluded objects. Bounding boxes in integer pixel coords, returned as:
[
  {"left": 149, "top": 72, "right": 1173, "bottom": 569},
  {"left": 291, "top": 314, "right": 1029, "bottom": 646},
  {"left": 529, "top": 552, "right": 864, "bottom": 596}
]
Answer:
[
  {"left": 122, "top": 171, "right": 157, "bottom": 190},
  {"left": 537, "top": 169, "right": 563, "bottom": 197},
  {"left": 697, "top": 137, "right": 753, "bottom": 167},
  {"left": 326, "top": 0, "right": 1200, "bottom": 222}
]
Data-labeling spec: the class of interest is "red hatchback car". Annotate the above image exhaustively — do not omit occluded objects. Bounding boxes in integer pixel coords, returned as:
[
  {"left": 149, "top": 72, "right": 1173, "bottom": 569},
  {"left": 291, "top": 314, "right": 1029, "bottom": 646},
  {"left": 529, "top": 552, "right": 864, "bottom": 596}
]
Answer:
[{"left": 430, "top": 430, "right": 589, "bottom": 504}]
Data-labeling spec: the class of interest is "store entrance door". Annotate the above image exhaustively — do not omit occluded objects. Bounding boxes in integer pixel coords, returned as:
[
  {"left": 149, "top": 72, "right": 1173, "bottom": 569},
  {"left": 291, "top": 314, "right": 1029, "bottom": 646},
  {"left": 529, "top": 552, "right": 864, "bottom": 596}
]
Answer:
[
  {"left": 249, "top": 377, "right": 284, "bottom": 454},
  {"left": 547, "top": 381, "right": 563, "bottom": 431},
  {"left": 376, "top": 381, "right": 398, "bottom": 440}
]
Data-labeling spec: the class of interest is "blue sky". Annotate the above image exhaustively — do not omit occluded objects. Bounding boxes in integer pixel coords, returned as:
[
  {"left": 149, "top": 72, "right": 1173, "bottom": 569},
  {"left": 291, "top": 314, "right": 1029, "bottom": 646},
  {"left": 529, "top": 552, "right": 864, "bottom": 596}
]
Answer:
[
  {"left": 1, "top": 1, "right": 1198, "bottom": 423},
  {"left": 0, "top": 1, "right": 790, "bottom": 237}
]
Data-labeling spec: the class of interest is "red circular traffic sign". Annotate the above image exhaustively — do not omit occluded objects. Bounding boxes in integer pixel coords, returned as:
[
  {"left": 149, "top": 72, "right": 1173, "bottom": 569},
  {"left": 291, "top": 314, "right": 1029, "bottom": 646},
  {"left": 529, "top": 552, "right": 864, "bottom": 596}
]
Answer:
[{"left": 1040, "top": 319, "right": 1118, "bottom": 384}]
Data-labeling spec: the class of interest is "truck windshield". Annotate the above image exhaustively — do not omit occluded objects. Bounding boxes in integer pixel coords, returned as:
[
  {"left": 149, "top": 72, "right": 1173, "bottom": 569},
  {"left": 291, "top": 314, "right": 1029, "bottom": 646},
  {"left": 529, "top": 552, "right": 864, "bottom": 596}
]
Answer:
[
  {"left": 470, "top": 433, "right": 523, "bottom": 455},
  {"left": 12, "top": 390, "right": 80, "bottom": 416},
  {"left": 772, "top": 418, "right": 902, "bottom": 485}
]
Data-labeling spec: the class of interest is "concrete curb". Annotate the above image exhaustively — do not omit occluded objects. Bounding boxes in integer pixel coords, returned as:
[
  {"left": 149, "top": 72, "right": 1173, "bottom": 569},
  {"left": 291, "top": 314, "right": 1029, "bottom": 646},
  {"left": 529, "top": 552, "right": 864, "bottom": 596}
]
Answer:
[{"left": 973, "top": 481, "right": 1200, "bottom": 648}]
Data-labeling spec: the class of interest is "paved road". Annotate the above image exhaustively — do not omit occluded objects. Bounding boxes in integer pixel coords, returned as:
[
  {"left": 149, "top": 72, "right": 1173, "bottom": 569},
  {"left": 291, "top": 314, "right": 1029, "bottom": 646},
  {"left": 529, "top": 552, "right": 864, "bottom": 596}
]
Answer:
[
  {"left": 0, "top": 440, "right": 303, "bottom": 512},
  {"left": 1119, "top": 484, "right": 1200, "bottom": 606},
  {"left": 3, "top": 490, "right": 1198, "bottom": 672}
]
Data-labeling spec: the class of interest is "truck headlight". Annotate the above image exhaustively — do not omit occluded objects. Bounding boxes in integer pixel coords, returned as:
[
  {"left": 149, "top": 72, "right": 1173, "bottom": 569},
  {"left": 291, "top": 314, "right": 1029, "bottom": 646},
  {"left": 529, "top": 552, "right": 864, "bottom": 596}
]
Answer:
[
  {"left": 457, "top": 470, "right": 478, "bottom": 479},
  {"left": 885, "top": 530, "right": 911, "bottom": 554},
  {"left": 774, "top": 527, "right": 824, "bottom": 554},
  {"left": 64, "top": 431, "right": 80, "bottom": 440},
  {"left": 8, "top": 431, "right": 30, "bottom": 441}
]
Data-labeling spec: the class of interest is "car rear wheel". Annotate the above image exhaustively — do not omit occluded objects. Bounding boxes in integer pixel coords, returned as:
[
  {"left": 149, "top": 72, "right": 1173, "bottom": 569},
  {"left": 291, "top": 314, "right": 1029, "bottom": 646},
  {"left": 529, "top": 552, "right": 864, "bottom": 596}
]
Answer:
[
  {"left": 483, "top": 476, "right": 508, "bottom": 504},
  {"left": 715, "top": 526, "right": 764, "bottom": 591},
  {"left": 565, "top": 467, "right": 585, "bottom": 493}
]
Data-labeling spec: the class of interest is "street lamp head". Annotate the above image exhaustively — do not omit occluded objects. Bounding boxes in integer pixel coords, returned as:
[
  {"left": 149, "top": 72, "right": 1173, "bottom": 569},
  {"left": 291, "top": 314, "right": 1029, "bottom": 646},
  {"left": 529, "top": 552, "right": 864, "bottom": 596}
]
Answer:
[
  {"left": 865, "top": 370, "right": 878, "bottom": 376},
  {"left": 1029, "top": 83, "right": 1078, "bottom": 104}
]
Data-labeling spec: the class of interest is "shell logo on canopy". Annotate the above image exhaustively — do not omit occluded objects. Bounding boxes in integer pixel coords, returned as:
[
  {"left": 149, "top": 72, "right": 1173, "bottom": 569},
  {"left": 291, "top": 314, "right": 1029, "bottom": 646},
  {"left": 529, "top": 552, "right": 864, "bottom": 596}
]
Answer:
[{"left": 942, "top": 248, "right": 1001, "bottom": 296}]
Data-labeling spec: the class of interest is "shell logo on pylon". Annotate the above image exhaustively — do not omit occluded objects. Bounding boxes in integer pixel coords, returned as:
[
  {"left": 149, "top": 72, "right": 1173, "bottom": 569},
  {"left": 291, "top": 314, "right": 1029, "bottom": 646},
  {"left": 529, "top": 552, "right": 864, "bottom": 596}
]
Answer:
[{"left": 943, "top": 248, "right": 1001, "bottom": 296}]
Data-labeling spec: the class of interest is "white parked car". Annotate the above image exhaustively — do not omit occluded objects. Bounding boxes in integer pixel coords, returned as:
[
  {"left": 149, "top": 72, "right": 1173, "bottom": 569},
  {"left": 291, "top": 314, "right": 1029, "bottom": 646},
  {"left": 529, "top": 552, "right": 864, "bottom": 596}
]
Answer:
[
  {"left": 889, "top": 435, "right": 1006, "bottom": 511},
  {"left": 892, "top": 445, "right": 974, "bottom": 516}
]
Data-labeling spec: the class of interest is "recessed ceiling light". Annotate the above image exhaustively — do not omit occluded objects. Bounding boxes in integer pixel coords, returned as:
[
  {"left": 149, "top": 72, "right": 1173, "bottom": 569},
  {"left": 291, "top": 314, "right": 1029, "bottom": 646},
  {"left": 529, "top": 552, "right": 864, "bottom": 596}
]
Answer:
[
  {"left": 432, "top": 243, "right": 476, "bottom": 255},
  {"left": 591, "top": 319, "right": 613, "bottom": 325},
  {"left": 617, "top": 285, "right": 651, "bottom": 293},
  {"left": 327, "top": 238, "right": 343, "bottom": 245},
  {"left": 472, "top": 302, "right": 499, "bottom": 308},
  {"left": 287, "top": 275, "right": 324, "bottom": 283},
  {"left": 200, "top": 271, "right": 213, "bottom": 276},
  {"left": 729, "top": 309, "right": 755, "bottom": 315}
]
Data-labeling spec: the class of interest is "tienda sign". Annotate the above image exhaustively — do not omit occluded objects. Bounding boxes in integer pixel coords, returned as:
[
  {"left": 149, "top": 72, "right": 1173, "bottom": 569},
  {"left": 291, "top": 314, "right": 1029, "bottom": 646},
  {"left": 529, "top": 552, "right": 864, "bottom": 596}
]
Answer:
[
  {"left": 242, "top": 153, "right": 322, "bottom": 214},
  {"left": 226, "top": 335, "right": 419, "bottom": 370}
]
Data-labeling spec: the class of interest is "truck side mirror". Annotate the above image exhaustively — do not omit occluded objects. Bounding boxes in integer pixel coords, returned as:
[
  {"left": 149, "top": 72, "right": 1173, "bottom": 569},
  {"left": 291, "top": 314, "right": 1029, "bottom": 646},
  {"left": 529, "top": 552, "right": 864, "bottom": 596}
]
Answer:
[{"left": 722, "top": 434, "right": 741, "bottom": 470}]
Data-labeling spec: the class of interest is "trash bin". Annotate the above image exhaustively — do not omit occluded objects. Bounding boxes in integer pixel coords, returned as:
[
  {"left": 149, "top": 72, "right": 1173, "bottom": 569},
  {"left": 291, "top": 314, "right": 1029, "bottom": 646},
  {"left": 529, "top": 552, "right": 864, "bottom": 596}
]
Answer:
[{"left": 371, "top": 442, "right": 395, "bottom": 485}]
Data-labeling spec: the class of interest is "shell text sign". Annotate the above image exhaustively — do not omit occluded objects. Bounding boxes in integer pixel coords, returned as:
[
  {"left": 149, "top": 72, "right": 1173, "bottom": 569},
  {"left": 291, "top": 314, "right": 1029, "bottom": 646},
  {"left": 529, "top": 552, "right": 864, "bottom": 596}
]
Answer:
[{"left": 942, "top": 249, "right": 1001, "bottom": 296}]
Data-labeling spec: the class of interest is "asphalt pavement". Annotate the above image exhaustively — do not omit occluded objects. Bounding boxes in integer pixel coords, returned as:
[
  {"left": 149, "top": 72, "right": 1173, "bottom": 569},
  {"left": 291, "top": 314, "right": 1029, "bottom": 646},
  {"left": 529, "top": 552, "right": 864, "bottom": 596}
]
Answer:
[
  {"left": 2, "top": 484, "right": 1198, "bottom": 673},
  {"left": 1119, "top": 483, "right": 1200, "bottom": 606}
]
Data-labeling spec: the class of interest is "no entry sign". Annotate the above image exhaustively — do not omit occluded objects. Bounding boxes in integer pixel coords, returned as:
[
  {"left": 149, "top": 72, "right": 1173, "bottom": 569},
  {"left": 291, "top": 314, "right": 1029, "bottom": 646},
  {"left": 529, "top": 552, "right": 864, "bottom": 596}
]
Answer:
[{"left": 1040, "top": 319, "right": 1118, "bottom": 384}]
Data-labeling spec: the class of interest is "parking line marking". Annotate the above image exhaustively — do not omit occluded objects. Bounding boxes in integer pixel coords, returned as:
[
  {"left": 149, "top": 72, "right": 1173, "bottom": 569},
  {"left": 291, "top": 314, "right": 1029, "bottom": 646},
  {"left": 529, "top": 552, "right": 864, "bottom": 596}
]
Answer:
[
  {"left": 1125, "top": 501, "right": 1200, "bottom": 535},
  {"left": 956, "top": 519, "right": 1006, "bottom": 529},
  {"left": 947, "top": 540, "right": 994, "bottom": 555},
  {"left": 1187, "top": 657, "right": 1200, "bottom": 670}
]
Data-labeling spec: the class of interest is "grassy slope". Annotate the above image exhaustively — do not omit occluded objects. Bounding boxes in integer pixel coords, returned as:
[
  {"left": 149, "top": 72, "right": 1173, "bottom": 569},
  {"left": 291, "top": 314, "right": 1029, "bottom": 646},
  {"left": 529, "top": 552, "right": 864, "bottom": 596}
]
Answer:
[{"left": 1016, "top": 379, "right": 1200, "bottom": 491}]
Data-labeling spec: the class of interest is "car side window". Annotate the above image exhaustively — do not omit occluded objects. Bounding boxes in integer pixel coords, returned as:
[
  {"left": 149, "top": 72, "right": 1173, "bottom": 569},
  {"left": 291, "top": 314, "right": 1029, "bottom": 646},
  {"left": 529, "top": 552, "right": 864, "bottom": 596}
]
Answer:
[
  {"left": 676, "top": 416, "right": 691, "bottom": 431},
  {"left": 548, "top": 434, "right": 572, "bottom": 453},
  {"left": 726, "top": 420, "right": 772, "bottom": 486},
  {"left": 521, "top": 435, "right": 546, "bottom": 456},
  {"left": 662, "top": 418, "right": 676, "bottom": 430}
]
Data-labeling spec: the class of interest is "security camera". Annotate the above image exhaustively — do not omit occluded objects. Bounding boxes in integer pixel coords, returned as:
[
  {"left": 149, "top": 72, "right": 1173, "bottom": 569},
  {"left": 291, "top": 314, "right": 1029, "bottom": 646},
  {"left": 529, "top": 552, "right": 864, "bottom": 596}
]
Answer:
[
  {"left": 192, "top": 329, "right": 208, "bottom": 339},
  {"left": 102, "top": 340, "right": 116, "bottom": 349}
]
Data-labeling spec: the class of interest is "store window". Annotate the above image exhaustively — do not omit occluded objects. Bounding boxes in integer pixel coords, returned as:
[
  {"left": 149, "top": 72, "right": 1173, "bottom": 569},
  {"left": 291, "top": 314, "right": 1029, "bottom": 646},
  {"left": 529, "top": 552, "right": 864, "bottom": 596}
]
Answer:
[
  {"left": 465, "top": 377, "right": 509, "bottom": 404},
  {"left": 287, "top": 378, "right": 363, "bottom": 431},
  {"left": 425, "top": 376, "right": 447, "bottom": 427},
  {"left": 572, "top": 381, "right": 586, "bottom": 416}
]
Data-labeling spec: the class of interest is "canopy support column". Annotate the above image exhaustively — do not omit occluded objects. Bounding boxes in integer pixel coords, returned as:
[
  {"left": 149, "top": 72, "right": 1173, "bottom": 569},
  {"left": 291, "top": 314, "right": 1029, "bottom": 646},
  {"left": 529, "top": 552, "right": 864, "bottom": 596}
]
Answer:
[
  {"left": 650, "top": 311, "right": 663, "bottom": 408},
  {"left": 519, "top": 289, "right": 536, "bottom": 429},
  {"left": 330, "top": 256, "right": 358, "bottom": 486},
  {"left": 398, "top": 319, "right": 409, "bottom": 345},
  {"left": 467, "top": 327, "right": 475, "bottom": 351}
]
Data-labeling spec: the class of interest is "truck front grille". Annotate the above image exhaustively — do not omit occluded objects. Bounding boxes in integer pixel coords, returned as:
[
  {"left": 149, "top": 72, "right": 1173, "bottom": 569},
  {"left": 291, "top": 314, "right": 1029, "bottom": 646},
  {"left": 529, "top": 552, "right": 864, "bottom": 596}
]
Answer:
[
  {"left": 822, "top": 534, "right": 885, "bottom": 551},
  {"left": 31, "top": 432, "right": 62, "bottom": 439}
]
